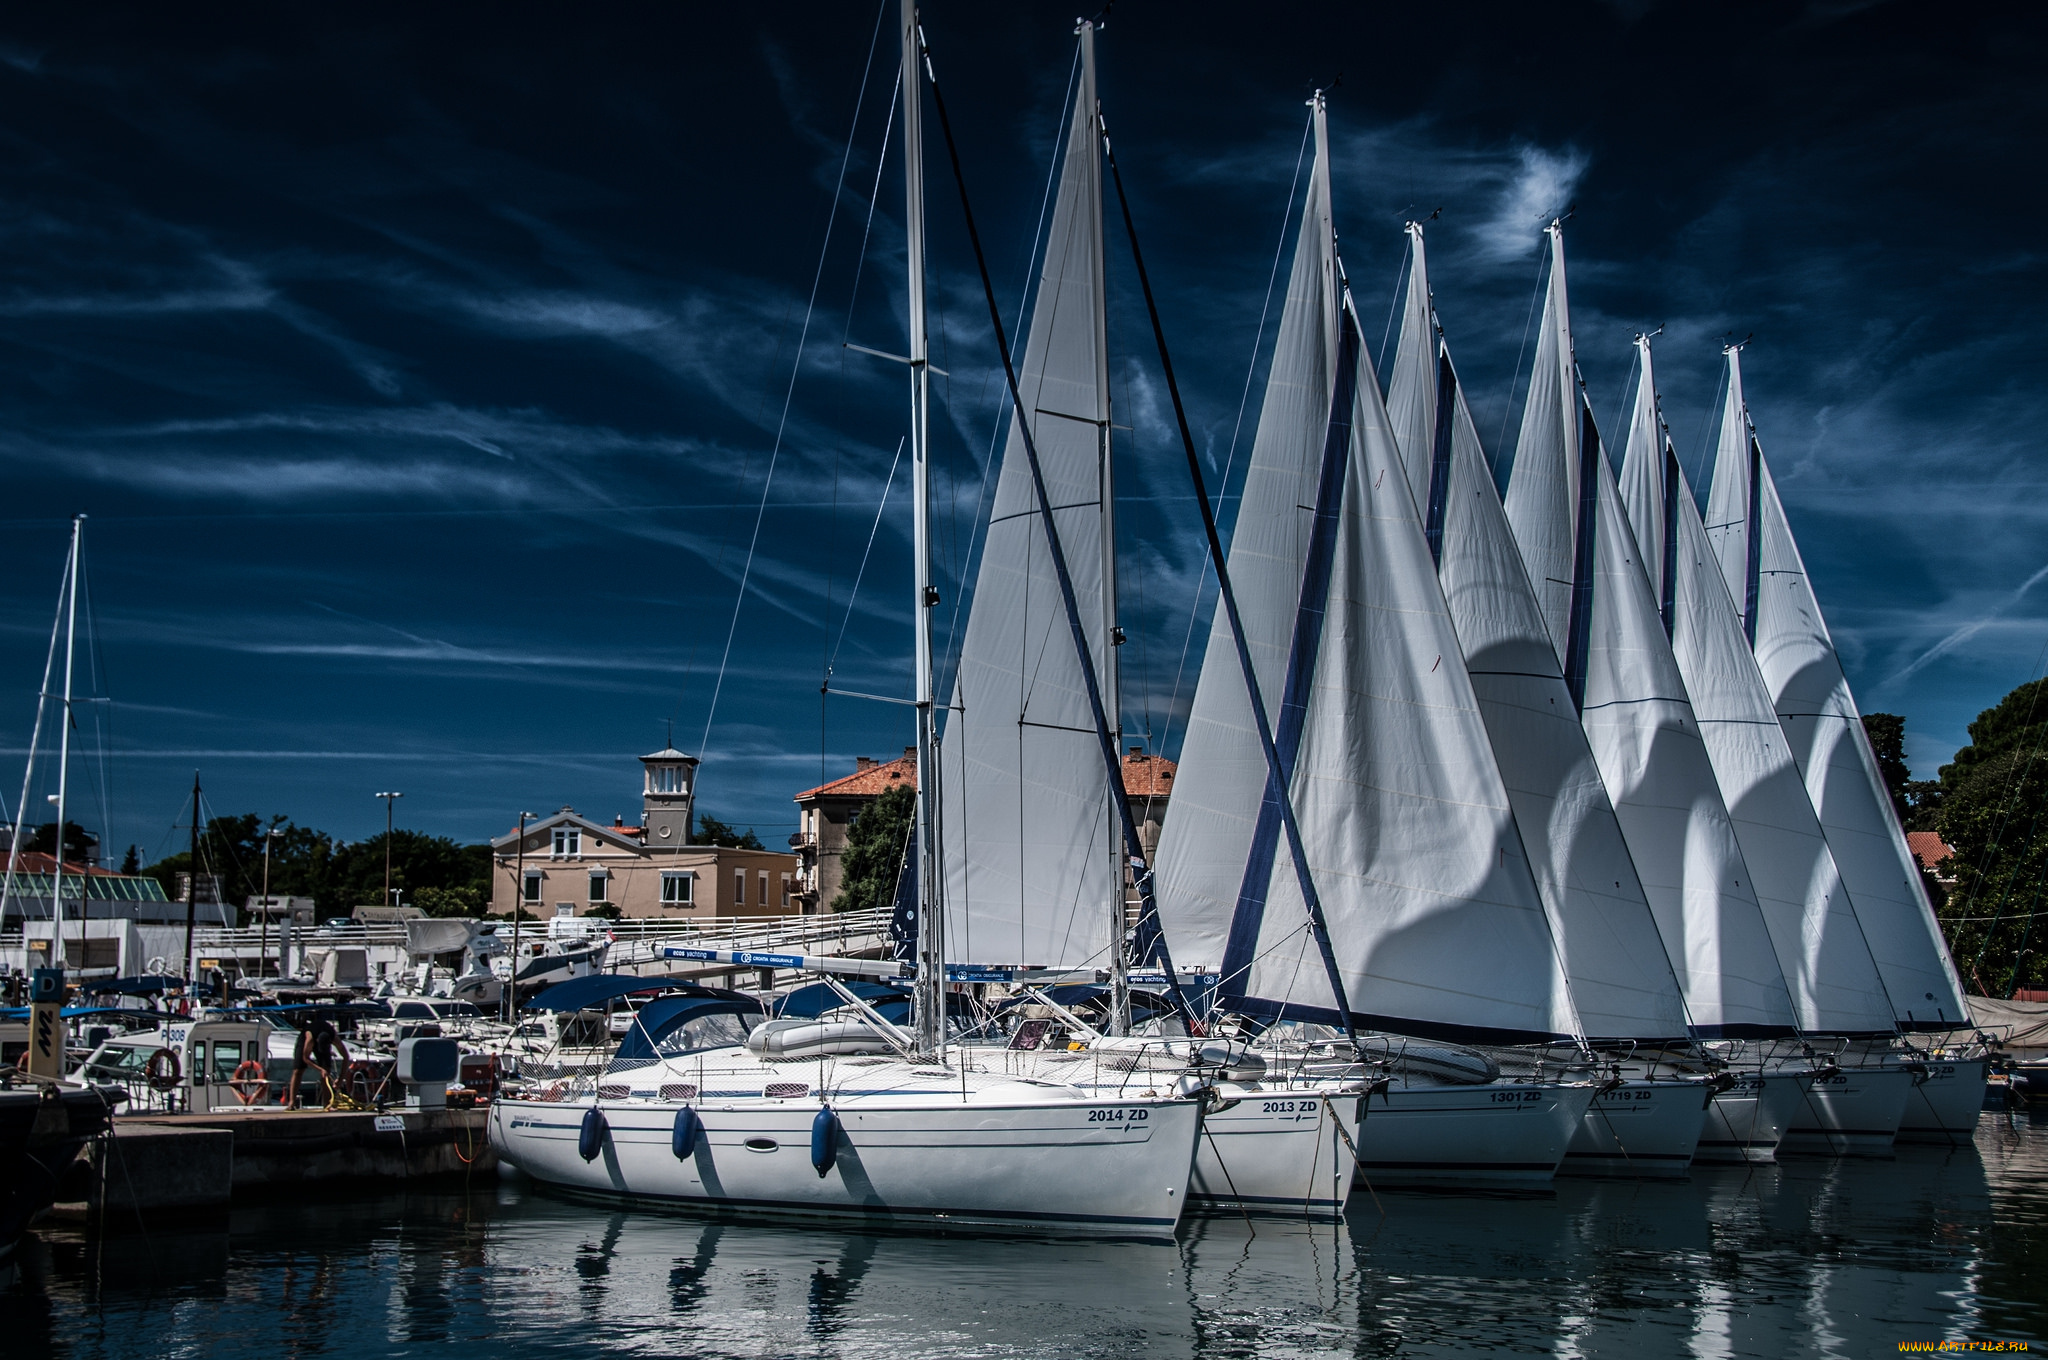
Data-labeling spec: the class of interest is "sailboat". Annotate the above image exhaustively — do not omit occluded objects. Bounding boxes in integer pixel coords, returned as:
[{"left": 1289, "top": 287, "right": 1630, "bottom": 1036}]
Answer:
[
  {"left": 488, "top": 1, "right": 1203, "bottom": 1237},
  {"left": 1154, "top": 99, "right": 1595, "bottom": 1187},
  {"left": 936, "top": 22, "right": 1363, "bottom": 1219},
  {"left": 1384, "top": 224, "right": 1711, "bottom": 1178},
  {"left": 1499, "top": 226, "right": 1844, "bottom": 1168},
  {"left": 1615, "top": 334, "right": 1923, "bottom": 1157},
  {"left": 0, "top": 516, "right": 127, "bottom": 1264},
  {"left": 1701, "top": 347, "right": 1987, "bottom": 1145}
]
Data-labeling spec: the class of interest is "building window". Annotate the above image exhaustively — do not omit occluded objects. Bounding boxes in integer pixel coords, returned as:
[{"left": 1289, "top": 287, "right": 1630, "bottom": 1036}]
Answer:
[
  {"left": 734, "top": 868, "right": 746, "bottom": 907},
  {"left": 588, "top": 871, "right": 609, "bottom": 903},
  {"left": 661, "top": 871, "right": 693, "bottom": 906},
  {"left": 781, "top": 873, "right": 792, "bottom": 909},
  {"left": 759, "top": 871, "right": 769, "bottom": 909},
  {"left": 651, "top": 765, "right": 687, "bottom": 795},
  {"left": 522, "top": 871, "right": 542, "bottom": 903},
  {"left": 552, "top": 827, "right": 581, "bottom": 858}
]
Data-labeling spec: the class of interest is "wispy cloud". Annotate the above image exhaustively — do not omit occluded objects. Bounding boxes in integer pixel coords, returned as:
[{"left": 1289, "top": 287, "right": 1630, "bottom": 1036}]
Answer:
[{"left": 1882, "top": 561, "right": 2048, "bottom": 688}]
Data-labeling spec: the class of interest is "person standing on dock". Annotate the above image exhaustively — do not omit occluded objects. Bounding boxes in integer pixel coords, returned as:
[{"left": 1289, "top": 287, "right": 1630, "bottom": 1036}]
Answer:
[{"left": 284, "top": 1015, "right": 349, "bottom": 1110}]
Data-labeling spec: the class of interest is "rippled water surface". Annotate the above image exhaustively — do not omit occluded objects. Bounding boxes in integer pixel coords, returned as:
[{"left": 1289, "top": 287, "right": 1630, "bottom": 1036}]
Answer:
[{"left": 11, "top": 1111, "right": 2048, "bottom": 1357}]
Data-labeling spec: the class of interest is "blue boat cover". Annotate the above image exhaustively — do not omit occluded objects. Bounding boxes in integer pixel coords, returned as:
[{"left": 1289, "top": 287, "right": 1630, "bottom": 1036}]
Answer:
[{"left": 612, "top": 996, "right": 766, "bottom": 1062}]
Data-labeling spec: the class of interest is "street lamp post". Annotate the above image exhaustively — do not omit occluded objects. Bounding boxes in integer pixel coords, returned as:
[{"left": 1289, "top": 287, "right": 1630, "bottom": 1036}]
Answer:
[
  {"left": 374, "top": 791, "right": 403, "bottom": 919},
  {"left": 258, "top": 824, "right": 284, "bottom": 981}
]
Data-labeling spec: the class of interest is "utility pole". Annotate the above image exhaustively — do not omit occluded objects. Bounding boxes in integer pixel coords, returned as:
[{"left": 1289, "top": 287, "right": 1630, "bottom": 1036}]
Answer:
[
  {"left": 183, "top": 770, "right": 200, "bottom": 993},
  {"left": 375, "top": 791, "right": 403, "bottom": 918}
]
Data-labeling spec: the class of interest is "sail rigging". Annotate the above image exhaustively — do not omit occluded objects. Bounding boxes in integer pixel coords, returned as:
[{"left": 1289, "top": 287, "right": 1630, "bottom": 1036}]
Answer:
[
  {"left": 1504, "top": 225, "right": 1798, "bottom": 1038},
  {"left": 1385, "top": 228, "right": 1690, "bottom": 1043},
  {"left": 1702, "top": 349, "right": 1971, "bottom": 1030},
  {"left": 1618, "top": 337, "right": 1892, "bottom": 1036}
]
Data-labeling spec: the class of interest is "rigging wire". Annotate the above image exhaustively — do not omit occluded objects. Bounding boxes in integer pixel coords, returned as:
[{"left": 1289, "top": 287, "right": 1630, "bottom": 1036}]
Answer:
[
  {"left": 698, "top": 1, "right": 890, "bottom": 760},
  {"left": 1492, "top": 246, "right": 1550, "bottom": 480},
  {"left": 0, "top": 545, "right": 69, "bottom": 921},
  {"left": 1156, "top": 109, "right": 1312, "bottom": 765},
  {"left": 826, "top": 437, "right": 908, "bottom": 675}
]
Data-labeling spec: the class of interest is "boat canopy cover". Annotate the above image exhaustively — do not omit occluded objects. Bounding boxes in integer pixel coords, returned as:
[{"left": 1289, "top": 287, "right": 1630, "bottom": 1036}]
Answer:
[
  {"left": 526, "top": 974, "right": 691, "bottom": 1013},
  {"left": 772, "top": 980, "right": 907, "bottom": 1020},
  {"left": 612, "top": 995, "right": 767, "bottom": 1062},
  {"left": 78, "top": 975, "right": 185, "bottom": 995}
]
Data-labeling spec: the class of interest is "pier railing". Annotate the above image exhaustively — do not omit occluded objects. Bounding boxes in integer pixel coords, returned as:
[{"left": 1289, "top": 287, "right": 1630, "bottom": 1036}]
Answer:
[{"left": 182, "top": 907, "right": 895, "bottom": 973}]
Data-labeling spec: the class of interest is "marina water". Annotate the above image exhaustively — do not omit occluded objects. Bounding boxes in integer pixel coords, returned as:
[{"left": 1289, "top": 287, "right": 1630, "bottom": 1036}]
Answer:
[{"left": 11, "top": 1111, "right": 2045, "bottom": 1357}]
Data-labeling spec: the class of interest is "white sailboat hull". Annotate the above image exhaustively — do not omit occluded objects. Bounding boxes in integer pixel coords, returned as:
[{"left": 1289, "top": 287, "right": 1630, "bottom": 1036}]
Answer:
[
  {"left": 1189, "top": 1086, "right": 1360, "bottom": 1217},
  {"left": 1561, "top": 1078, "right": 1708, "bottom": 1178},
  {"left": 491, "top": 1090, "right": 1201, "bottom": 1238},
  {"left": 1896, "top": 1058, "right": 1987, "bottom": 1145},
  {"left": 1347, "top": 1081, "right": 1596, "bottom": 1186},
  {"left": 1781, "top": 1064, "right": 1913, "bottom": 1156},
  {"left": 1695, "top": 1072, "right": 1804, "bottom": 1165}
]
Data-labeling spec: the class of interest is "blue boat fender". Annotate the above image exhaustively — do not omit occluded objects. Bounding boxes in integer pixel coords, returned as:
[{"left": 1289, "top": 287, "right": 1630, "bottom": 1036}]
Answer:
[
  {"left": 579, "top": 1105, "right": 608, "bottom": 1162},
  {"left": 672, "top": 1105, "right": 702, "bottom": 1160},
  {"left": 811, "top": 1104, "right": 840, "bottom": 1177}
]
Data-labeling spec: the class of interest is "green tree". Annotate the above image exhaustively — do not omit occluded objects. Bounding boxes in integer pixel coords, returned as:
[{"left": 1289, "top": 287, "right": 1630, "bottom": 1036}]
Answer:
[
  {"left": 1863, "top": 714, "right": 1913, "bottom": 825},
  {"left": 146, "top": 818, "right": 492, "bottom": 921},
  {"left": 1933, "top": 679, "right": 2048, "bottom": 996},
  {"left": 830, "top": 784, "right": 913, "bottom": 915},
  {"left": 691, "top": 814, "right": 765, "bottom": 850},
  {"left": 119, "top": 845, "right": 139, "bottom": 875},
  {"left": 25, "top": 820, "right": 98, "bottom": 865}
]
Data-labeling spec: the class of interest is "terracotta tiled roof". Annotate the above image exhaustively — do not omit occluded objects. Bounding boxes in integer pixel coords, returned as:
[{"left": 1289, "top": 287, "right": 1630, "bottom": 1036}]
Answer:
[
  {"left": 1122, "top": 749, "right": 1177, "bottom": 799},
  {"left": 1906, "top": 832, "right": 1954, "bottom": 868},
  {"left": 4, "top": 851, "right": 124, "bottom": 878},
  {"left": 794, "top": 751, "right": 918, "bottom": 801}
]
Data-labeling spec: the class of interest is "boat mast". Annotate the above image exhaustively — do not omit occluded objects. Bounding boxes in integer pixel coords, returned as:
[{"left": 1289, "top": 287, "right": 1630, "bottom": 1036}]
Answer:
[
  {"left": 50, "top": 515, "right": 82, "bottom": 976},
  {"left": 902, "top": 0, "right": 944, "bottom": 1060},
  {"left": 1077, "top": 21, "right": 1130, "bottom": 1038}
]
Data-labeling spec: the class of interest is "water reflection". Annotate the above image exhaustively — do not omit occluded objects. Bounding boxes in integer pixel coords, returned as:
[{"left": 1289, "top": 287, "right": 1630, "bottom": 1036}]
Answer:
[{"left": 9, "top": 1114, "right": 2046, "bottom": 1358}]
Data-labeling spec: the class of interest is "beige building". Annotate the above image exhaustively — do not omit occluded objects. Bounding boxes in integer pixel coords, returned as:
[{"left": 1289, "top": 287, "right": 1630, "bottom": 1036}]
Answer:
[
  {"left": 489, "top": 747, "right": 798, "bottom": 920},
  {"left": 790, "top": 748, "right": 917, "bottom": 913}
]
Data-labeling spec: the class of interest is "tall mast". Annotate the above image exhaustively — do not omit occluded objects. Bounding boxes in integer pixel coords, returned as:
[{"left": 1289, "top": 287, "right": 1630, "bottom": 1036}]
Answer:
[
  {"left": 902, "top": 0, "right": 944, "bottom": 1060},
  {"left": 50, "top": 515, "right": 82, "bottom": 972},
  {"left": 1078, "top": 21, "right": 1129, "bottom": 1038},
  {"left": 185, "top": 770, "right": 200, "bottom": 987}
]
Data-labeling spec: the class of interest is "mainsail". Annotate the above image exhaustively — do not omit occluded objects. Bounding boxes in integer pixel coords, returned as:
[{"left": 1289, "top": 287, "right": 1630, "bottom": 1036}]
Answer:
[
  {"left": 1618, "top": 338, "right": 1893, "bottom": 1035},
  {"left": 938, "top": 38, "right": 1118, "bottom": 970},
  {"left": 1503, "top": 225, "right": 1797, "bottom": 1038},
  {"left": 1384, "top": 227, "right": 1689, "bottom": 1043},
  {"left": 1702, "top": 350, "right": 1970, "bottom": 1029},
  {"left": 1157, "top": 108, "right": 1575, "bottom": 1044}
]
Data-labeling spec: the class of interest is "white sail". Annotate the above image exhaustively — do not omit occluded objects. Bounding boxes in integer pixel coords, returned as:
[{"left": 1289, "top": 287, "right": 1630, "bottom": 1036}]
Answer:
[
  {"left": 1619, "top": 341, "right": 1893, "bottom": 1034},
  {"left": 1159, "top": 115, "right": 1575, "bottom": 1042},
  {"left": 1703, "top": 351, "right": 1970, "bottom": 1029},
  {"left": 938, "top": 52, "right": 1116, "bottom": 970},
  {"left": 1504, "top": 226, "right": 1798, "bottom": 1038},
  {"left": 1385, "top": 230, "right": 1689, "bottom": 1042},
  {"left": 1152, "top": 104, "right": 1340, "bottom": 982}
]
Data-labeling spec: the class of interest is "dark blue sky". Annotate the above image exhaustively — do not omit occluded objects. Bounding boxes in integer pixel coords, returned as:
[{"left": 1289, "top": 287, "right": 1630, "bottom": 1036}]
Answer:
[{"left": 0, "top": 2, "right": 2040, "bottom": 860}]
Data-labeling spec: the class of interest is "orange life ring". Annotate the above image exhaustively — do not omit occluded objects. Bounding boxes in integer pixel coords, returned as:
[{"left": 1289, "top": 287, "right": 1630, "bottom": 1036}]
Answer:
[
  {"left": 144, "top": 1047, "right": 182, "bottom": 1092},
  {"left": 229, "top": 1059, "right": 270, "bottom": 1106}
]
